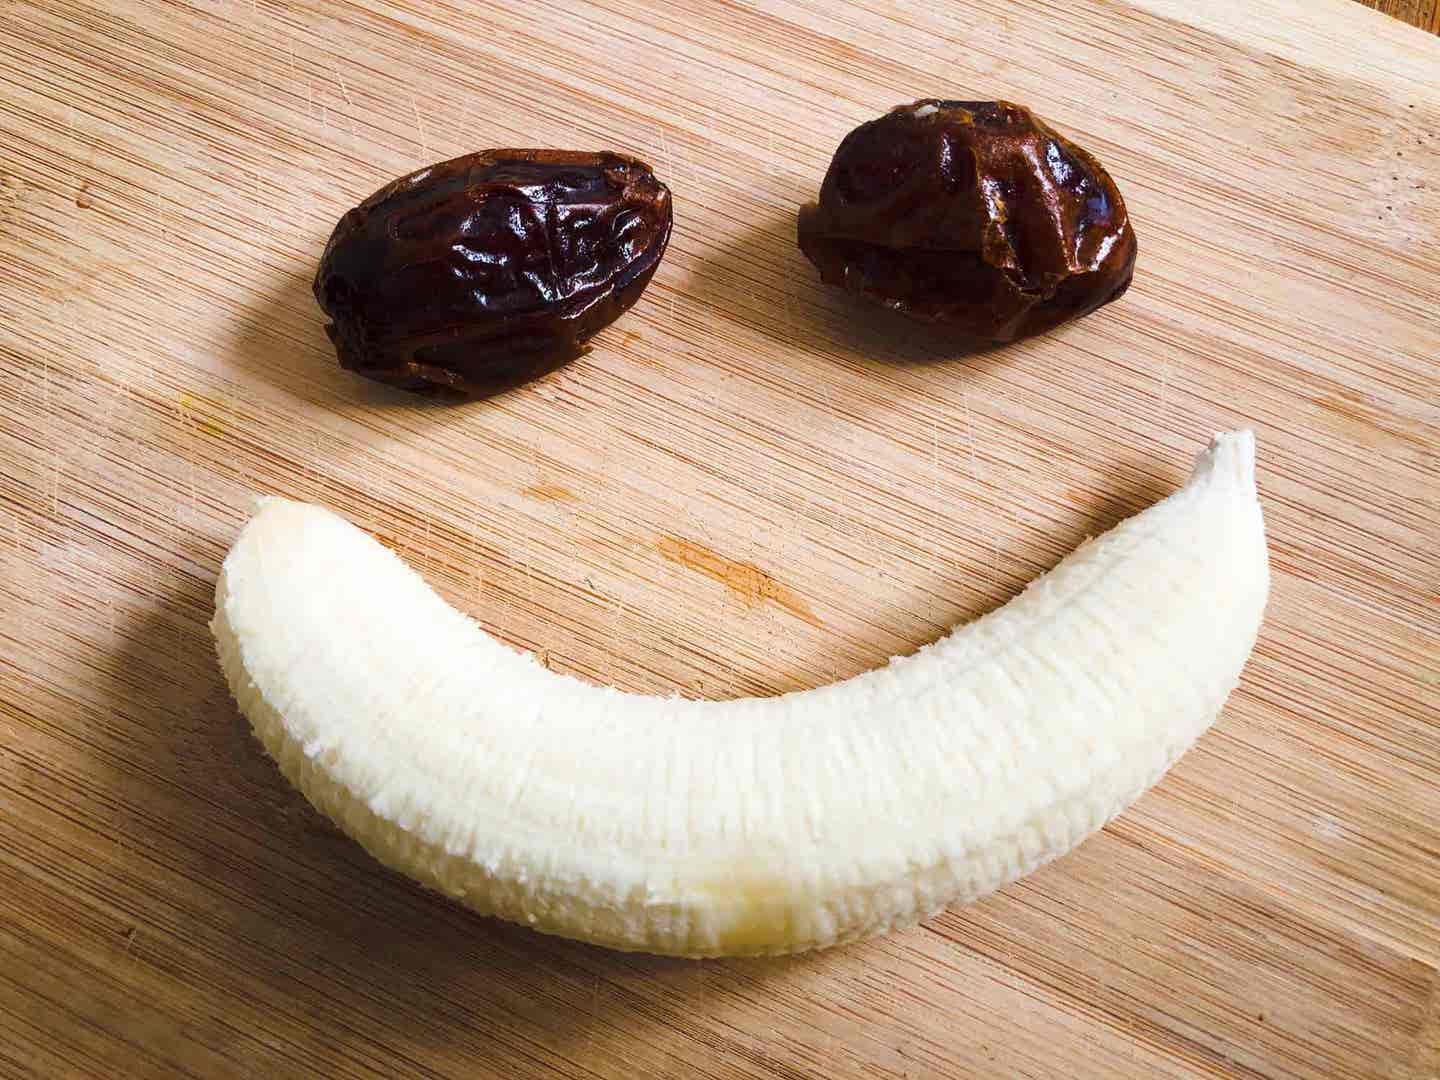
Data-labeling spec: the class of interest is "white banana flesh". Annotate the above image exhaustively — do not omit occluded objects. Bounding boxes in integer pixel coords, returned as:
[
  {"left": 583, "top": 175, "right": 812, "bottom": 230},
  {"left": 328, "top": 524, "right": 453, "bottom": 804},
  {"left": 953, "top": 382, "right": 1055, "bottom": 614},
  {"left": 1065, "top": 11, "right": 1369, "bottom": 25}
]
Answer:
[{"left": 212, "top": 431, "right": 1268, "bottom": 957}]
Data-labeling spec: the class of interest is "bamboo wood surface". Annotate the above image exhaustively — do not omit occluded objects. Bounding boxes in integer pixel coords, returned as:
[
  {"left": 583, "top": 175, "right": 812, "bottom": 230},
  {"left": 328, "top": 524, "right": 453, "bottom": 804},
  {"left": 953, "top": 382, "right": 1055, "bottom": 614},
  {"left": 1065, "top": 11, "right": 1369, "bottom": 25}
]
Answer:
[
  {"left": 1, "top": 0, "right": 1438, "bottom": 1076},
  {"left": 1355, "top": 0, "right": 1440, "bottom": 35}
]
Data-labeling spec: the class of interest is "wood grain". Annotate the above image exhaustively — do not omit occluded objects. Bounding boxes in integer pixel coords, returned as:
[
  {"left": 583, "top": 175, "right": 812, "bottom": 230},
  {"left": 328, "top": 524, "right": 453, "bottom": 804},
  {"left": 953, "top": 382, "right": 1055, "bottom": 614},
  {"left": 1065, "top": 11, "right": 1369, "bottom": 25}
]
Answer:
[
  {"left": 1355, "top": 0, "right": 1440, "bottom": 35},
  {"left": 2, "top": 0, "right": 1437, "bottom": 1076}
]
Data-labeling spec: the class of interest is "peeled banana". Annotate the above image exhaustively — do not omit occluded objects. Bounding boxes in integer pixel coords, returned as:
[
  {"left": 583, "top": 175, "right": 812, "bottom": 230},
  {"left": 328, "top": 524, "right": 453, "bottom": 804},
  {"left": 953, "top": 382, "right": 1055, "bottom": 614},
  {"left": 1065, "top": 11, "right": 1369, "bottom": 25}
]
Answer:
[{"left": 212, "top": 431, "right": 1268, "bottom": 957}]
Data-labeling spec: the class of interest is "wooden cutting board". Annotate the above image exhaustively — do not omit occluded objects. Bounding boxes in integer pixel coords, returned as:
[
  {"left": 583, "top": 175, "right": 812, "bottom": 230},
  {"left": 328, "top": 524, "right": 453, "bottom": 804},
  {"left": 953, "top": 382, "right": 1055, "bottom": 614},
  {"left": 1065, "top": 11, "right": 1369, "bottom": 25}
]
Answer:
[{"left": 2, "top": 0, "right": 1437, "bottom": 1075}]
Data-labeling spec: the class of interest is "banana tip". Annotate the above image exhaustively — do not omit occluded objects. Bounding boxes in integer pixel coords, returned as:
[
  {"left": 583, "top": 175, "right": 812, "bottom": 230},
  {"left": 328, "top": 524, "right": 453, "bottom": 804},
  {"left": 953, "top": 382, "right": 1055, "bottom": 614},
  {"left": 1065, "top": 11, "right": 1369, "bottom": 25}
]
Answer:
[{"left": 1196, "top": 430, "right": 1257, "bottom": 490}]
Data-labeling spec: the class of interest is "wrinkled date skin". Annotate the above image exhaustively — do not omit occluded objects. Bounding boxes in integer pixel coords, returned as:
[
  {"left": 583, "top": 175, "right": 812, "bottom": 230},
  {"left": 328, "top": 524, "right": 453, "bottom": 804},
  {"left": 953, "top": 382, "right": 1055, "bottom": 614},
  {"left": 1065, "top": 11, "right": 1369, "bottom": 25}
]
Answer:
[
  {"left": 797, "top": 101, "right": 1137, "bottom": 344},
  {"left": 314, "top": 149, "right": 672, "bottom": 397}
]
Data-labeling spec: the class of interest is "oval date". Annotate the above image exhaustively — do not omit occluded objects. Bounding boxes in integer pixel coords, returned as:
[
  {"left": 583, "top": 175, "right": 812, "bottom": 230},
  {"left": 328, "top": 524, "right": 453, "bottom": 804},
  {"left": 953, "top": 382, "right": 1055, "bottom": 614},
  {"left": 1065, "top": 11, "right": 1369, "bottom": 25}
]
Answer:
[
  {"left": 314, "top": 149, "right": 672, "bottom": 397},
  {"left": 797, "top": 101, "right": 1136, "bottom": 344}
]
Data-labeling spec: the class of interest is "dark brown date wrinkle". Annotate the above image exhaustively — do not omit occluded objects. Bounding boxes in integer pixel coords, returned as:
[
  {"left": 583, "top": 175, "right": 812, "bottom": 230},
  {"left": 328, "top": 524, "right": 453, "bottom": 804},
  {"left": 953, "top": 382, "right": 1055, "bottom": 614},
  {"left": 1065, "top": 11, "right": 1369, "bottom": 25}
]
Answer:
[
  {"left": 314, "top": 149, "right": 672, "bottom": 399},
  {"left": 798, "top": 100, "right": 1137, "bottom": 344}
]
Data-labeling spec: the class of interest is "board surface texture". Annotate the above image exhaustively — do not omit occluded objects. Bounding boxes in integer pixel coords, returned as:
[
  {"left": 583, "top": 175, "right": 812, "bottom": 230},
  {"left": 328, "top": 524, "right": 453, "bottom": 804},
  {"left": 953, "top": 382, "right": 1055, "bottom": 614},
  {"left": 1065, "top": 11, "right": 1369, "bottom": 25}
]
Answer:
[
  {"left": 1355, "top": 0, "right": 1440, "bottom": 35},
  {"left": 1, "top": 0, "right": 1437, "bottom": 1076}
]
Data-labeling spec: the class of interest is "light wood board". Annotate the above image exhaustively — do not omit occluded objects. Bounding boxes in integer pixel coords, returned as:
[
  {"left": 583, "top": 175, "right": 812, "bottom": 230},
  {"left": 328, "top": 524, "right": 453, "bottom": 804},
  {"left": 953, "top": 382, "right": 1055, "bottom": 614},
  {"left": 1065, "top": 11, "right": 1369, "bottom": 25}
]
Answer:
[
  {"left": 1355, "top": 0, "right": 1440, "bottom": 36},
  {"left": 1, "top": 0, "right": 1438, "bottom": 1076}
]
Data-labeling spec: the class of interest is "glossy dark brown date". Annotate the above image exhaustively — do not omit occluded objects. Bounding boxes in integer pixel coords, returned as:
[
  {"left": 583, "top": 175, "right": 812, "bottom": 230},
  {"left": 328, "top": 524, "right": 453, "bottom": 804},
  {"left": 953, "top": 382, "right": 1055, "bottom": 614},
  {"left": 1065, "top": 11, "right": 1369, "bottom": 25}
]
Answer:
[
  {"left": 797, "top": 101, "right": 1136, "bottom": 344},
  {"left": 314, "top": 149, "right": 672, "bottom": 398}
]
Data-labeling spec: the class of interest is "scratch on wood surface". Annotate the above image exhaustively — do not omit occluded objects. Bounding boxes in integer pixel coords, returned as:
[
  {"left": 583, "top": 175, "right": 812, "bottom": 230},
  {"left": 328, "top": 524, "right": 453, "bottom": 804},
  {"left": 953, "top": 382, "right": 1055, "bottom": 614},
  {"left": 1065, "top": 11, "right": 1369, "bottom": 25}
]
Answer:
[
  {"left": 603, "top": 592, "right": 624, "bottom": 686},
  {"left": 962, "top": 393, "right": 981, "bottom": 485},
  {"left": 657, "top": 535, "right": 822, "bottom": 627},
  {"left": 656, "top": 124, "right": 673, "bottom": 185},
  {"left": 332, "top": 60, "right": 359, "bottom": 147},
  {"left": 1157, "top": 356, "right": 1172, "bottom": 423},
  {"left": 962, "top": 395, "right": 1001, "bottom": 574},
  {"left": 931, "top": 421, "right": 941, "bottom": 497},
  {"left": 680, "top": 501, "right": 712, "bottom": 548},
  {"left": 408, "top": 90, "right": 429, "bottom": 159},
  {"left": 422, "top": 513, "right": 434, "bottom": 578},
  {"left": 456, "top": 99, "right": 476, "bottom": 154}
]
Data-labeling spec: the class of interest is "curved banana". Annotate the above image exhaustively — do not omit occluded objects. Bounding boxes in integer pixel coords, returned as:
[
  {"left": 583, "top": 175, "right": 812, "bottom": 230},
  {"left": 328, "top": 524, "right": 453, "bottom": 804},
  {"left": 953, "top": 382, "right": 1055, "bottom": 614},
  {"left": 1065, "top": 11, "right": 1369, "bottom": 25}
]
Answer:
[{"left": 212, "top": 431, "right": 1268, "bottom": 957}]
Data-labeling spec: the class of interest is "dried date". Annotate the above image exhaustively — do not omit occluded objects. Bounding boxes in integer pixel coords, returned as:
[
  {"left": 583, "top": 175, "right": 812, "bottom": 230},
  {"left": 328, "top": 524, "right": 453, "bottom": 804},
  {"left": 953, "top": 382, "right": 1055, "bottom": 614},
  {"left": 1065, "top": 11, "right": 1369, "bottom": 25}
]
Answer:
[
  {"left": 797, "top": 101, "right": 1136, "bottom": 344},
  {"left": 314, "top": 149, "right": 672, "bottom": 398}
]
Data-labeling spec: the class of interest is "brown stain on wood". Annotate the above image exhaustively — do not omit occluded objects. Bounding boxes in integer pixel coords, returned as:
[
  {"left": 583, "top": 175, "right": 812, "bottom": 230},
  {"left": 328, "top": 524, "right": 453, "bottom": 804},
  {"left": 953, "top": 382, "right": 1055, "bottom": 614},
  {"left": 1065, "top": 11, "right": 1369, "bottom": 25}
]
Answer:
[
  {"left": 657, "top": 535, "right": 822, "bottom": 627},
  {"left": 522, "top": 484, "right": 578, "bottom": 503},
  {"left": 1314, "top": 391, "right": 1430, "bottom": 449},
  {"left": 177, "top": 392, "right": 225, "bottom": 437}
]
